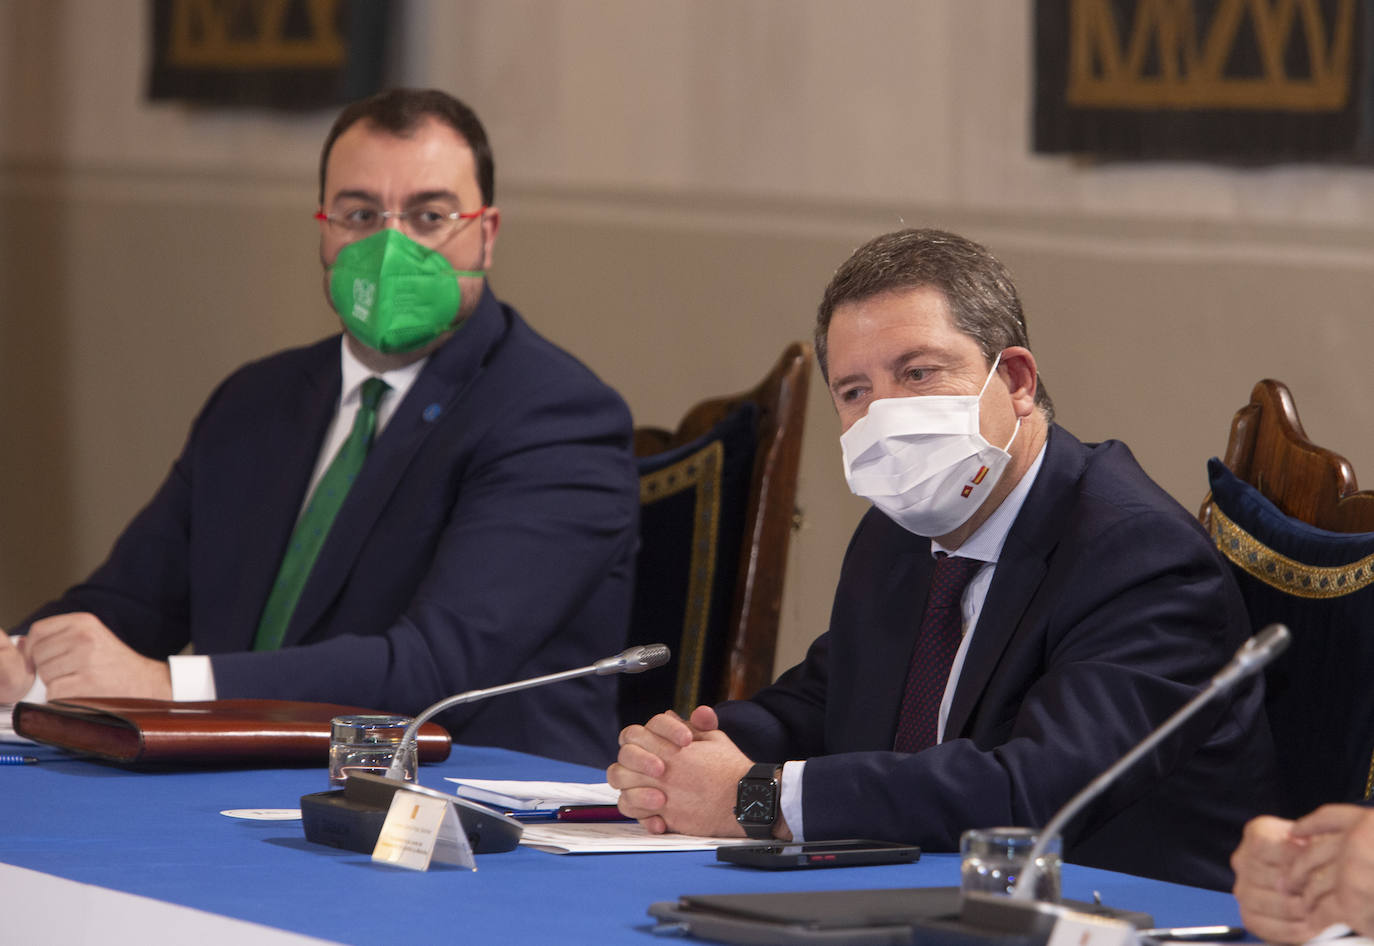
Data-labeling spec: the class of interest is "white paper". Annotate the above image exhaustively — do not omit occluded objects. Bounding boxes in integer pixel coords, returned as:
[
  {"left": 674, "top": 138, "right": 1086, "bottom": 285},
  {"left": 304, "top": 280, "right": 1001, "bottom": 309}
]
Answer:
[
  {"left": 517, "top": 821, "right": 754, "bottom": 854},
  {"left": 445, "top": 777, "right": 618, "bottom": 810},
  {"left": 0, "top": 704, "right": 35, "bottom": 744}
]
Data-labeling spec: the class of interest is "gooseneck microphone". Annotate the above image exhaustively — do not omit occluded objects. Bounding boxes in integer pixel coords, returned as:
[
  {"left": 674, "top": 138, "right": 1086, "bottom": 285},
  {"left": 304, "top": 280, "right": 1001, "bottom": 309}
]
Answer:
[
  {"left": 300, "top": 644, "right": 671, "bottom": 857},
  {"left": 382, "top": 643, "right": 671, "bottom": 780},
  {"left": 1007, "top": 623, "right": 1290, "bottom": 901}
]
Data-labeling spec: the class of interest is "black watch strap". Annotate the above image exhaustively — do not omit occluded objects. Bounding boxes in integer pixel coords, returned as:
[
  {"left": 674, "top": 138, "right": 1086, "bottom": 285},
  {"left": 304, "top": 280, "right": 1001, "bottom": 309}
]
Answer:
[{"left": 735, "top": 762, "right": 780, "bottom": 840}]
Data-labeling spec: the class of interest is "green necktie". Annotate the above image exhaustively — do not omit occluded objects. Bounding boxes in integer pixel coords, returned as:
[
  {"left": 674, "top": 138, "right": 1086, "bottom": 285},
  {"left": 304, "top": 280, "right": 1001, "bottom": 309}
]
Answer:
[{"left": 252, "top": 376, "right": 391, "bottom": 651}]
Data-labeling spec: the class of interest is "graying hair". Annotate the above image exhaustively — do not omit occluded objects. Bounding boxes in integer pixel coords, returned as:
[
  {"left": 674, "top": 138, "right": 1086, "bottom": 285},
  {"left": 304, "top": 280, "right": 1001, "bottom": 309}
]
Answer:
[{"left": 814, "top": 228, "right": 1053, "bottom": 421}]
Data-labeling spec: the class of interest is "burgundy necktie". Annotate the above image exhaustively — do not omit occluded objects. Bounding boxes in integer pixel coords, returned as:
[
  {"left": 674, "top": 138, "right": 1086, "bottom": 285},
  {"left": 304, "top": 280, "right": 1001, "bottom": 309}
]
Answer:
[{"left": 893, "top": 554, "right": 984, "bottom": 753}]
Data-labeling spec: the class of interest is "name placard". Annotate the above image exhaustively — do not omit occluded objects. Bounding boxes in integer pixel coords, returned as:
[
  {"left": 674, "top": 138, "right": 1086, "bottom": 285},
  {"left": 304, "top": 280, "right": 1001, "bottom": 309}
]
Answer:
[{"left": 371, "top": 791, "right": 475, "bottom": 871}]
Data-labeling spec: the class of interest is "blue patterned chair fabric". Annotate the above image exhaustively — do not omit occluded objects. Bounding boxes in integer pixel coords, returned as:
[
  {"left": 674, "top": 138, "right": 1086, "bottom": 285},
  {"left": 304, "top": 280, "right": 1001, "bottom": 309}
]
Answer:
[
  {"left": 620, "top": 404, "right": 758, "bottom": 727},
  {"left": 1206, "top": 457, "right": 1374, "bottom": 818}
]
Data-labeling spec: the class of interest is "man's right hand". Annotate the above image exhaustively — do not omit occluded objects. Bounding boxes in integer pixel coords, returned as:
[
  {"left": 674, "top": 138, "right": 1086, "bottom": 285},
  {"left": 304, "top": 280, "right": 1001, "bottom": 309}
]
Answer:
[
  {"left": 1290, "top": 804, "right": 1374, "bottom": 937},
  {"left": 1232, "top": 815, "right": 1323, "bottom": 944},
  {"left": 0, "top": 630, "right": 36, "bottom": 703}
]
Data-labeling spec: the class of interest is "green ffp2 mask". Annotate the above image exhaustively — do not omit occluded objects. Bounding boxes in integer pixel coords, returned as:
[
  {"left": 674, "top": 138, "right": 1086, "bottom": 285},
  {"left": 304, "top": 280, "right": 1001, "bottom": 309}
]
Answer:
[{"left": 329, "top": 229, "right": 484, "bottom": 354}]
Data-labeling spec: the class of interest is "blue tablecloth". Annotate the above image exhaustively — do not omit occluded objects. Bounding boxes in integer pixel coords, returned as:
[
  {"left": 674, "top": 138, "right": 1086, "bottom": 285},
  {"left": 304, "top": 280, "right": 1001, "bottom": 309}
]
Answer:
[{"left": 0, "top": 743, "right": 1241, "bottom": 944}]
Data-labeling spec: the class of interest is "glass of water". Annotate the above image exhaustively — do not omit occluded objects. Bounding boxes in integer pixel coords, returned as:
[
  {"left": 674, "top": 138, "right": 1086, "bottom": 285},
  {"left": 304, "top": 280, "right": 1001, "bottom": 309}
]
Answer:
[
  {"left": 327, "top": 714, "right": 416, "bottom": 787},
  {"left": 959, "top": 827, "right": 1061, "bottom": 903}
]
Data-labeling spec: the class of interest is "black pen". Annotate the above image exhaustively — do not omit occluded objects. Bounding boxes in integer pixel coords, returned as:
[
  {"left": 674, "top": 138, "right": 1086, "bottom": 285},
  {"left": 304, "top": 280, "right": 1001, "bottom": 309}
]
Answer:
[{"left": 0, "top": 754, "right": 38, "bottom": 765}]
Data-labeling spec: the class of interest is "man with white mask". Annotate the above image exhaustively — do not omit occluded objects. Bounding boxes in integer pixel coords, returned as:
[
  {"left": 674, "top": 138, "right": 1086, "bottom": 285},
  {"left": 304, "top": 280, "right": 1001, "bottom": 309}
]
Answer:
[{"left": 610, "top": 228, "right": 1275, "bottom": 890}]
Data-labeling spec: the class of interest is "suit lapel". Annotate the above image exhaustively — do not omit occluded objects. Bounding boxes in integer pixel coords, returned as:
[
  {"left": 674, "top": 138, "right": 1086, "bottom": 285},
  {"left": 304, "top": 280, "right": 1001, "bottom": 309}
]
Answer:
[
  {"left": 846, "top": 532, "right": 935, "bottom": 750},
  {"left": 281, "top": 289, "right": 505, "bottom": 646},
  {"left": 944, "top": 426, "right": 1087, "bottom": 738},
  {"left": 944, "top": 543, "right": 1048, "bottom": 737},
  {"left": 228, "top": 344, "right": 340, "bottom": 650}
]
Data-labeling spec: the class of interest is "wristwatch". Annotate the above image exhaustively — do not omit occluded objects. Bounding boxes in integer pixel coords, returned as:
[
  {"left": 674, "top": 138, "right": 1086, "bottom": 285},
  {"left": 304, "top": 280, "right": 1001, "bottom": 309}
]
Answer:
[{"left": 734, "top": 762, "right": 780, "bottom": 840}]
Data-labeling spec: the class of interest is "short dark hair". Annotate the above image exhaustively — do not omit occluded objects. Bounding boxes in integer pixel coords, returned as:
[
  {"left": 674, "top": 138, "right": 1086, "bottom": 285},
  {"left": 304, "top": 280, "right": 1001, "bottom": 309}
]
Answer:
[
  {"left": 815, "top": 228, "right": 1053, "bottom": 420},
  {"left": 318, "top": 88, "right": 495, "bottom": 206}
]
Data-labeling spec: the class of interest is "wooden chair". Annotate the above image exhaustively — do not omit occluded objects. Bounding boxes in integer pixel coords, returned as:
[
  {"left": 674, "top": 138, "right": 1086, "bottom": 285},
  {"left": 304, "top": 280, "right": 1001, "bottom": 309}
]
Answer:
[
  {"left": 619, "top": 342, "right": 811, "bottom": 725},
  {"left": 1201, "top": 379, "right": 1374, "bottom": 817},
  {"left": 1200, "top": 379, "right": 1374, "bottom": 532}
]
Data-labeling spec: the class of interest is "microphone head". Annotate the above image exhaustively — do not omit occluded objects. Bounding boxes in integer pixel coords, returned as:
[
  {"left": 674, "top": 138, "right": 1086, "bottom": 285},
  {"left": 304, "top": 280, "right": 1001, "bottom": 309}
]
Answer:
[
  {"left": 1236, "top": 623, "right": 1291, "bottom": 666},
  {"left": 622, "top": 643, "right": 670, "bottom": 673},
  {"left": 1213, "top": 623, "right": 1291, "bottom": 691},
  {"left": 1250, "top": 622, "right": 1291, "bottom": 656},
  {"left": 594, "top": 643, "right": 671, "bottom": 675}
]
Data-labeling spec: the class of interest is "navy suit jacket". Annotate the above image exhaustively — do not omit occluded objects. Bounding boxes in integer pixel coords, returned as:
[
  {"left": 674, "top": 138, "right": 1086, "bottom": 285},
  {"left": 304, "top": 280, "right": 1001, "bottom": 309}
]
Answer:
[
  {"left": 718, "top": 425, "right": 1276, "bottom": 890},
  {"left": 21, "top": 288, "right": 639, "bottom": 766}
]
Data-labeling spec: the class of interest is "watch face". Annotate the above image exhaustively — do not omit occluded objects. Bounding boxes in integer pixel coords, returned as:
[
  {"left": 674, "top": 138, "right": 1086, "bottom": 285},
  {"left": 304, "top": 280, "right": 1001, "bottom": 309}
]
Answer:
[{"left": 737, "top": 779, "right": 777, "bottom": 824}]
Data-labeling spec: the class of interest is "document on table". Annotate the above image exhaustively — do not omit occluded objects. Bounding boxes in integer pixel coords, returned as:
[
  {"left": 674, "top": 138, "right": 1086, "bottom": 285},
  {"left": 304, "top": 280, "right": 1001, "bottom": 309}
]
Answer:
[
  {"left": 0, "top": 704, "right": 34, "bottom": 744},
  {"left": 445, "top": 777, "right": 619, "bottom": 810},
  {"left": 517, "top": 821, "right": 754, "bottom": 854}
]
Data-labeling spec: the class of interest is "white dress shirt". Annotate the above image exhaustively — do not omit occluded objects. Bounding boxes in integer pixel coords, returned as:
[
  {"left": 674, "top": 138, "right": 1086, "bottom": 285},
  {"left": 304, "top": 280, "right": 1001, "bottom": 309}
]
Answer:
[
  {"left": 779, "top": 443, "right": 1047, "bottom": 840},
  {"left": 19, "top": 338, "right": 426, "bottom": 705}
]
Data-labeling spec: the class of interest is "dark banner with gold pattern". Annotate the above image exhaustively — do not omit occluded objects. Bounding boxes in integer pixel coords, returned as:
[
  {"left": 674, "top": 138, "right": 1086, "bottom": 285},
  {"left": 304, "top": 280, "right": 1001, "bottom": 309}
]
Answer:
[
  {"left": 147, "top": 0, "right": 392, "bottom": 110},
  {"left": 1035, "top": 0, "right": 1374, "bottom": 161}
]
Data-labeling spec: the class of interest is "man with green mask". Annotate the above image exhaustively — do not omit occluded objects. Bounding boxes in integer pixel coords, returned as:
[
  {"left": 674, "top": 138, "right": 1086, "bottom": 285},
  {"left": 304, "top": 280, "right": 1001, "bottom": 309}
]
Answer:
[{"left": 0, "top": 89, "right": 640, "bottom": 767}]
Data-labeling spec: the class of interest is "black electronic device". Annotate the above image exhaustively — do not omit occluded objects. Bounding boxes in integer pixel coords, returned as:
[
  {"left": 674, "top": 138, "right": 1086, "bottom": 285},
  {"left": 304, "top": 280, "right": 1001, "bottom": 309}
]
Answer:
[
  {"left": 648, "top": 887, "right": 1153, "bottom": 946},
  {"left": 717, "top": 839, "right": 921, "bottom": 871},
  {"left": 300, "top": 772, "right": 523, "bottom": 855}
]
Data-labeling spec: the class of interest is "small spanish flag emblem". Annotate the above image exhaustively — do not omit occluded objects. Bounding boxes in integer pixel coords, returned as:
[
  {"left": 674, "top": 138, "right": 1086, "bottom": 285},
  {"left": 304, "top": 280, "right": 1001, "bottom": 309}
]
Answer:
[{"left": 971, "top": 466, "right": 989, "bottom": 485}]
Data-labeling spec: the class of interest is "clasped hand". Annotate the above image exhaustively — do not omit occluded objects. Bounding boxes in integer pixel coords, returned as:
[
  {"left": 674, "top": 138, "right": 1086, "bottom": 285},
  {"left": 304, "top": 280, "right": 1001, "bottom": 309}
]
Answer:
[
  {"left": 0, "top": 613, "right": 171, "bottom": 702},
  {"left": 608, "top": 705, "right": 772, "bottom": 838},
  {"left": 1232, "top": 805, "right": 1374, "bottom": 942}
]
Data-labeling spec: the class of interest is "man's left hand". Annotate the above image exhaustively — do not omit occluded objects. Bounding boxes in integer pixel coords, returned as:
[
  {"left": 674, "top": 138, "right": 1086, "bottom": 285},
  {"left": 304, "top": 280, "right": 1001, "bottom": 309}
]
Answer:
[
  {"left": 608, "top": 705, "right": 755, "bottom": 838},
  {"left": 26, "top": 612, "right": 172, "bottom": 700}
]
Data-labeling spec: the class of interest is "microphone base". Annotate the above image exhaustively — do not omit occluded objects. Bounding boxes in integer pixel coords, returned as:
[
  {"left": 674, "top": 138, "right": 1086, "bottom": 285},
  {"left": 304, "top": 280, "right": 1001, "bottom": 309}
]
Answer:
[
  {"left": 300, "top": 772, "right": 523, "bottom": 855},
  {"left": 300, "top": 789, "right": 391, "bottom": 854},
  {"left": 957, "top": 893, "right": 1075, "bottom": 935}
]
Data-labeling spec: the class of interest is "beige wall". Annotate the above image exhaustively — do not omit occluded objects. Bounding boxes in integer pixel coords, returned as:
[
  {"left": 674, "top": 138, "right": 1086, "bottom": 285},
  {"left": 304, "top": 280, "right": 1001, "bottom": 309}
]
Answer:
[{"left": 4, "top": 1, "right": 1374, "bottom": 677}]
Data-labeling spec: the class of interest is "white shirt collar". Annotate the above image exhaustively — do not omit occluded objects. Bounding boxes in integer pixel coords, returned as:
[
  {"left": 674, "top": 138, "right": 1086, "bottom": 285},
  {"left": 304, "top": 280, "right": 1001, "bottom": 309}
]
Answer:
[
  {"left": 337, "top": 338, "right": 428, "bottom": 411},
  {"left": 933, "top": 442, "right": 1048, "bottom": 565}
]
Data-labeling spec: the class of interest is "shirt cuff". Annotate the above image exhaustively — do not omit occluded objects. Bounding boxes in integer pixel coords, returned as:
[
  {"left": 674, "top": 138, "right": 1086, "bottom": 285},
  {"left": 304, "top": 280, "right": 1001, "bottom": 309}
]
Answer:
[
  {"left": 780, "top": 759, "right": 806, "bottom": 841},
  {"left": 9, "top": 635, "right": 45, "bottom": 703},
  {"left": 168, "top": 654, "right": 217, "bottom": 701}
]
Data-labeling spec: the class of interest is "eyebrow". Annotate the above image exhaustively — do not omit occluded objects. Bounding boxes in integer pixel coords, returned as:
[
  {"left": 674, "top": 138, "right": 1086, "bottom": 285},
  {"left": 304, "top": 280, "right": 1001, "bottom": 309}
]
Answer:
[
  {"left": 829, "top": 370, "right": 868, "bottom": 393},
  {"left": 329, "top": 189, "right": 380, "bottom": 205},
  {"left": 406, "top": 189, "right": 462, "bottom": 205},
  {"left": 328, "top": 188, "right": 463, "bottom": 206}
]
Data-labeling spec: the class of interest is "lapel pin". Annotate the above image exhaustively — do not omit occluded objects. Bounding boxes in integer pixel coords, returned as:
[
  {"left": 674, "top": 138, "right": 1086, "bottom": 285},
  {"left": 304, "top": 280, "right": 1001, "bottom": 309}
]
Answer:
[{"left": 423, "top": 403, "right": 442, "bottom": 422}]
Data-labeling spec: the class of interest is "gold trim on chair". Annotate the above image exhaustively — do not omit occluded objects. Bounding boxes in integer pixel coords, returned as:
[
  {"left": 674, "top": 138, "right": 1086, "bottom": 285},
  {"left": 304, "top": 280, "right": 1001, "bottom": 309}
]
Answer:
[
  {"left": 1209, "top": 503, "right": 1374, "bottom": 599},
  {"left": 639, "top": 440, "right": 724, "bottom": 714}
]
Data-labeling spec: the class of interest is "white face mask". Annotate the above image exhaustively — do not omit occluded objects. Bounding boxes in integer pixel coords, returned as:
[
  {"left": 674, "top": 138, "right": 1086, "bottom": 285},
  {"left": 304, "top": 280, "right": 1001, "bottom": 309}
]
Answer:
[{"left": 840, "top": 354, "right": 1020, "bottom": 537}]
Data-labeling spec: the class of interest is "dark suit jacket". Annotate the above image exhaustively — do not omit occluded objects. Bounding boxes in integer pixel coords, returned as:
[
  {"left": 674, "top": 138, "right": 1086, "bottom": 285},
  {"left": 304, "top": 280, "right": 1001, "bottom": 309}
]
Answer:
[
  {"left": 20, "top": 288, "right": 639, "bottom": 766},
  {"left": 717, "top": 425, "right": 1276, "bottom": 890}
]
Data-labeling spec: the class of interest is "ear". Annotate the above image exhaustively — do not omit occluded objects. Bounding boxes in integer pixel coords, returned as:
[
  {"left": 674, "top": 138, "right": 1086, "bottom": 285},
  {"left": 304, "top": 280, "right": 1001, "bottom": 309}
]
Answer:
[
  {"left": 480, "top": 206, "right": 501, "bottom": 267},
  {"left": 998, "top": 346, "right": 1039, "bottom": 418}
]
